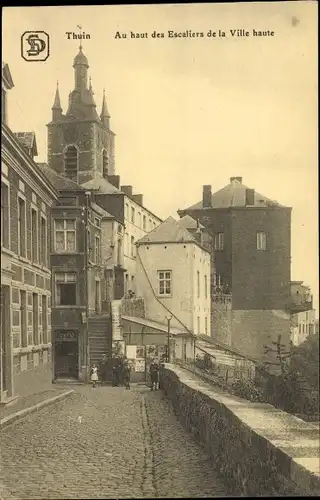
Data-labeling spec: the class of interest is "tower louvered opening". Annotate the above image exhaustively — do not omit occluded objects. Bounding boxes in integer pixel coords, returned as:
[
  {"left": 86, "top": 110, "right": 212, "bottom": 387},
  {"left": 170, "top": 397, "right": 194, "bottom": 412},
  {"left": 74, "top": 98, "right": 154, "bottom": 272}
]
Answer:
[{"left": 64, "top": 145, "right": 78, "bottom": 182}]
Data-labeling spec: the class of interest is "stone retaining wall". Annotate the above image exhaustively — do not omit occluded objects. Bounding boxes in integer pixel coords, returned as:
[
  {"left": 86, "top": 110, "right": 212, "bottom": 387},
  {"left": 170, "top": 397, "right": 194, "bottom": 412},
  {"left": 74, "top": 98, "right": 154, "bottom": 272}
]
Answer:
[{"left": 160, "top": 364, "right": 320, "bottom": 497}]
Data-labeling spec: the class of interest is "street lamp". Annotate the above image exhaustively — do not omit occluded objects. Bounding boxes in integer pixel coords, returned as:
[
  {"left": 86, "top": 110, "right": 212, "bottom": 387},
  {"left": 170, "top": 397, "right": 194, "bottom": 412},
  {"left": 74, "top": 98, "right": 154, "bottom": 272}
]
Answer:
[{"left": 166, "top": 315, "right": 172, "bottom": 362}]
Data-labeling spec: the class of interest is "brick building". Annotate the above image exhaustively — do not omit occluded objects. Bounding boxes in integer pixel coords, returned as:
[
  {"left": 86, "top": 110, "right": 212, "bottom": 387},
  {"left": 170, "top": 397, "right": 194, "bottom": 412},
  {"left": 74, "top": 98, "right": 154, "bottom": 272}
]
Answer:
[
  {"left": 178, "top": 176, "right": 292, "bottom": 366},
  {"left": 1, "top": 63, "right": 58, "bottom": 403}
]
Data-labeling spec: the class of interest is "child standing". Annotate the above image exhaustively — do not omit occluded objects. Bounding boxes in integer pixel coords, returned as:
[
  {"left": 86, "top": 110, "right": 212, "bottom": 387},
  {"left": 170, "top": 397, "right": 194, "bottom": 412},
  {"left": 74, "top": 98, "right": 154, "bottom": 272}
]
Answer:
[{"left": 91, "top": 364, "right": 99, "bottom": 388}]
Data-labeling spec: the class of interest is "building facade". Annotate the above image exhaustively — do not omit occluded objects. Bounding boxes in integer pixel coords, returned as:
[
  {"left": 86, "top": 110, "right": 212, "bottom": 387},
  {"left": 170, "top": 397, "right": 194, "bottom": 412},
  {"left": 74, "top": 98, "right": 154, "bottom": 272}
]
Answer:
[
  {"left": 135, "top": 216, "right": 211, "bottom": 335},
  {"left": 289, "top": 281, "right": 316, "bottom": 346},
  {"left": 178, "top": 176, "right": 292, "bottom": 365},
  {"left": 1, "top": 63, "right": 58, "bottom": 403}
]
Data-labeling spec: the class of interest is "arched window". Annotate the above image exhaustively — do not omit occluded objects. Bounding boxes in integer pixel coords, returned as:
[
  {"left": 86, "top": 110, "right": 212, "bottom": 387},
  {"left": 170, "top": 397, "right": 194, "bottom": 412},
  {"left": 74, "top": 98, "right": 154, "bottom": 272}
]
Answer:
[
  {"left": 64, "top": 145, "right": 78, "bottom": 182},
  {"left": 102, "top": 149, "right": 109, "bottom": 177}
]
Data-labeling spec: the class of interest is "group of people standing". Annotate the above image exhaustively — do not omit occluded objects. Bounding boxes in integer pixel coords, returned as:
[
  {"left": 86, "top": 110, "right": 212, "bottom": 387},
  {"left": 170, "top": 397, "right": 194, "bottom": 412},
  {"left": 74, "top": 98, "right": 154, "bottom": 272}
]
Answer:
[
  {"left": 90, "top": 354, "right": 162, "bottom": 391},
  {"left": 90, "top": 354, "right": 131, "bottom": 389}
]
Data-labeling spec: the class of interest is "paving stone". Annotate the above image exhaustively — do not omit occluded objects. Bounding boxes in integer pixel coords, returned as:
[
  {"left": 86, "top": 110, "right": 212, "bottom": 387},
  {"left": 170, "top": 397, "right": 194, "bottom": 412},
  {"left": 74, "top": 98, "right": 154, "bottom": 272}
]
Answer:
[{"left": 0, "top": 386, "right": 229, "bottom": 499}]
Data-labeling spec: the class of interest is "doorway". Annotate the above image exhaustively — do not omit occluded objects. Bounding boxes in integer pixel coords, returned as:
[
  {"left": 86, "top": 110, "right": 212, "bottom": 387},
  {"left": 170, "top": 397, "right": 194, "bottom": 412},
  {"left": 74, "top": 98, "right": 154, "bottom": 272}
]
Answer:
[{"left": 54, "top": 331, "right": 79, "bottom": 379}]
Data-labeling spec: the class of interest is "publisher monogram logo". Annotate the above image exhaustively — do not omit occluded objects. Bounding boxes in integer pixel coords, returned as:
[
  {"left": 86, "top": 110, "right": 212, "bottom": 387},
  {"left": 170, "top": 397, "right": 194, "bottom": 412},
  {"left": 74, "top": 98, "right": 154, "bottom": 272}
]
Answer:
[{"left": 21, "top": 31, "right": 50, "bottom": 62}]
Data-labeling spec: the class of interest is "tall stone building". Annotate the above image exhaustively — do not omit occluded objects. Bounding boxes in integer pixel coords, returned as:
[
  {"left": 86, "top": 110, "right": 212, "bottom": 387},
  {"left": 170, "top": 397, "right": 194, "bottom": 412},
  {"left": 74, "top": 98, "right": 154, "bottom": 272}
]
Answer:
[
  {"left": 178, "top": 176, "right": 292, "bottom": 366},
  {"left": 1, "top": 63, "right": 58, "bottom": 403}
]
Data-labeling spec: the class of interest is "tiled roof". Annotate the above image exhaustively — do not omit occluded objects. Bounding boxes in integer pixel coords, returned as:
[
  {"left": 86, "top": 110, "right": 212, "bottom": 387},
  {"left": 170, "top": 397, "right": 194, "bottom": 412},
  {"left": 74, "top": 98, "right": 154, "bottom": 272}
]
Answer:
[
  {"left": 37, "top": 163, "right": 85, "bottom": 191},
  {"left": 137, "top": 216, "right": 197, "bottom": 245},
  {"left": 186, "top": 179, "right": 283, "bottom": 210},
  {"left": 81, "top": 176, "right": 122, "bottom": 194},
  {"left": 178, "top": 214, "right": 205, "bottom": 230},
  {"left": 14, "top": 132, "right": 38, "bottom": 156}
]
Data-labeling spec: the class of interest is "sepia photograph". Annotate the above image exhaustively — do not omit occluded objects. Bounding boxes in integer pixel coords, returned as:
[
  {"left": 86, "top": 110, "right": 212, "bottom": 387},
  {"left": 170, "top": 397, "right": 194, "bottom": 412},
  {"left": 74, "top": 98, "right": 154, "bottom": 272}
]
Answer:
[{"left": 1, "top": 2, "right": 319, "bottom": 498}]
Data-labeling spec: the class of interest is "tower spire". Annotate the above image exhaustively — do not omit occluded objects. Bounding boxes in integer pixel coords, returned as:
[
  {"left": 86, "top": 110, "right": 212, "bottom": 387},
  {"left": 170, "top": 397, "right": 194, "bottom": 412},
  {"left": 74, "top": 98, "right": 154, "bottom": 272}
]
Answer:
[
  {"left": 52, "top": 81, "right": 62, "bottom": 121},
  {"left": 100, "top": 89, "right": 110, "bottom": 128}
]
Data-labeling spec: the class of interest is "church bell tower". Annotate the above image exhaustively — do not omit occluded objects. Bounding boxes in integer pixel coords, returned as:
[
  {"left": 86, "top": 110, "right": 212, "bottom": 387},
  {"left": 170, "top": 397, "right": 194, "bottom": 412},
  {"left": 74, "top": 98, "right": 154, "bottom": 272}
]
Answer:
[{"left": 47, "top": 46, "right": 116, "bottom": 184}]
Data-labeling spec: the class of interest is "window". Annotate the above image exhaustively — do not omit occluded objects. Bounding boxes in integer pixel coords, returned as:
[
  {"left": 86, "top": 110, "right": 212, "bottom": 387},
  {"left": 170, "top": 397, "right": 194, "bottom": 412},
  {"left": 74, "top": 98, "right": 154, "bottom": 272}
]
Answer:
[
  {"left": 149, "top": 218, "right": 152, "bottom": 230},
  {"left": 214, "top": 233, "right": 224, "bottom": 251},
  {"left": 94, "top": 217, "right": 100, "bottom": 228},
  {"left": 143, "top": 215, "right": 146, "bottom": 230},
  {"left": 32, "top": 293, "right": 39, "bottom": 345},
  {"left": 42, "top": 295, "right": 48, "bottom": 344},
  {"left": 138, "top": 212, "right": 141, "bottom": 227},
  {"left": 95, "top": 236, "right": 100, "bottom": 264},
  {"left": 55, "top": 272, "right": 77, "bottom": 306},
  {"left": 205, "top": 317, "right": 208, "bottom": 335},
  {"left": 125, "top": 233, "right": 129, "bottom": 255},
  {"left": 18, "top": 196, "right": 26, "bottom": 257},
  {"left": 20, "top": 290, "right": 27, "bottom": 347},
  {"left": 204, "top": 275, "right": 208, "bottom": 299},
  {"left": 64, "top": 145, "right": 78, "bottom": 182},
  {"left": 1, "top": 182, "right": 9, "bottom": 248},
  {"left": 40, "top": 216, "right": 47, "bottom": 266},
  {"left": 131, "top": 236, "right": 135, "bottom": 257},
  {"left": 131, "top": 207, "right": 135, "bottom": 224},
  {"left": 125, "top": 203, "right": 129, "bottom": 220},
  {"left": 102, "top": 149, "right": 109, "bottom": 177},
  {"left": 197, "top": 271, "right": 200, "bottom": 298},
  {"left": 158, "top": 270, "right": 171, "bottom": 296},
  {"left": 54, "top": 219, "right": 76, "bottom": 252},
  {"left": 31, "top": 208, "right": 38, "bottom": 262},
  {"left": 197, "top": 316, "right": 200, "bottom": 334},
  {"left": 257, "top": 232, "right": 267, "bottom": 251}
]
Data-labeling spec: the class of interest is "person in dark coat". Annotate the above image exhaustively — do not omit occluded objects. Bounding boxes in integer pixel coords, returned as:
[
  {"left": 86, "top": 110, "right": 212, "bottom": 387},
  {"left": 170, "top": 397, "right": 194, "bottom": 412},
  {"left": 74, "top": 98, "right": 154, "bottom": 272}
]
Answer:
[
  {"left": 112, "top": 357, "right": 120, "bottom": 387},
  {"left": 98, "top": 354, "right": 108, "bottom": 385},
  {"left": 149, "top": 359, "right": 159, "bottom": 390},
  {"left": 123, "top": 359, "right": 131, "bottom": 390}
]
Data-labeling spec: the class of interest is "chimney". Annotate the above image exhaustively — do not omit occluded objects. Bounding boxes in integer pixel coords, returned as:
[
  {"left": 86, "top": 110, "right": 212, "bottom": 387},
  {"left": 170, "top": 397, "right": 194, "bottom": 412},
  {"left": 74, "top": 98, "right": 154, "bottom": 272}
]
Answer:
[
  {"left": 107, "top": 175, "right": 120, "bottom": 189},
  {"left": 245, "top": 188, "right": 255, "bottom": 206},
  {"left": 203, "top": 185, "right": 212, "bottom": 208},
  {"left": 132, "top": 194, "right": 143, "bottom": 206},
  {"left": 230, "top": 177, "right": 243, "bottom": 183},
  {"left": 121, "top": 185, "right": 133, "bottom": 197}
]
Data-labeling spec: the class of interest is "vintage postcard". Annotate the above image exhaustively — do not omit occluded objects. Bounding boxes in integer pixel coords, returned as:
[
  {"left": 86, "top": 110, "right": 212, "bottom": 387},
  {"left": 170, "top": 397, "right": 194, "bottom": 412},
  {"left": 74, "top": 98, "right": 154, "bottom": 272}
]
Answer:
[{"left": 1, "top": 2, "right": 319, "bottom": 499}]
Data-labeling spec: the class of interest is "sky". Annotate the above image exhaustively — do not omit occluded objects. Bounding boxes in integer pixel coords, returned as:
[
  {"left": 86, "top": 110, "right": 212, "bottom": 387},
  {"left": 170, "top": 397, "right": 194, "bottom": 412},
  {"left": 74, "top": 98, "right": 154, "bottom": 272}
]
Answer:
[{"left": 2, "top": 2, "right": 318, "bottom": 314}]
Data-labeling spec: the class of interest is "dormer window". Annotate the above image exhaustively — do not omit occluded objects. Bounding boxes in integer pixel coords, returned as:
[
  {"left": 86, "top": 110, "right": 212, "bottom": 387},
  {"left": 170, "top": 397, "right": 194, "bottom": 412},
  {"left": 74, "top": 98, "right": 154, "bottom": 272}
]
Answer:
[
  {"left": 102, "top": 149, "right": 109, "bottom": 177},
  {"left": 64, "top": 145, "right": 78, "bottom": 182}
]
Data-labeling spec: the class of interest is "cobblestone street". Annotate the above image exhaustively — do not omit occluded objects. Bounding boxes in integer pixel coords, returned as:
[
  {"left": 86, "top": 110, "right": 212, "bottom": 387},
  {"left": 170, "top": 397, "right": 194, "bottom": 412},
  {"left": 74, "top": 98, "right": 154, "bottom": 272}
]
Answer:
[{"left": 0, "top": 385, "right": 229, "bottom": 499}]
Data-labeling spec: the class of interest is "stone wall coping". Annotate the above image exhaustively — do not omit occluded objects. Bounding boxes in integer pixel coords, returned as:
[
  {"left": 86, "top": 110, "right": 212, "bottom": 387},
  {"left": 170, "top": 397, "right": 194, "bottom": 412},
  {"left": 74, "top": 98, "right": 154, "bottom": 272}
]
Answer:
[{"left": 164, "top": 363, "right": 320, "bottom": 490}]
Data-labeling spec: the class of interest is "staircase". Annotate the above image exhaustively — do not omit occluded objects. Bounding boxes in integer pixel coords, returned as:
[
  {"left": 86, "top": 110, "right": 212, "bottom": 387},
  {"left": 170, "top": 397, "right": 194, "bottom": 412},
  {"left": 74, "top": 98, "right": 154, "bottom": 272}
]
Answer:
[{"left": 88, "top": 315, "right": 112, "bottom": 367}]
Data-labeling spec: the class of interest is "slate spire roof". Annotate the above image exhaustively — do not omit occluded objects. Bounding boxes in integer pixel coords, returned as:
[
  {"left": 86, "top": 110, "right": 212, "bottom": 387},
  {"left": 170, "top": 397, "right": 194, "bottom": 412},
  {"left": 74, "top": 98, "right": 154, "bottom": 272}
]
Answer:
[
  {"left": 136, "top": 216, "right": 205, "bottom": 247},
  {"left": 37, "top": 163, "right": 85, "bottom": 191}
]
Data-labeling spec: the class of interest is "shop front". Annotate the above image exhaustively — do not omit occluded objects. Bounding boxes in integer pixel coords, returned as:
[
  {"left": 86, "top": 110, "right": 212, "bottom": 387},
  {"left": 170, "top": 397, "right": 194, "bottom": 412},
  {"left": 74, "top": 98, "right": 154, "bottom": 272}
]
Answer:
[{"left": 53, "top": 329, "right": 79, "bottom": 380}]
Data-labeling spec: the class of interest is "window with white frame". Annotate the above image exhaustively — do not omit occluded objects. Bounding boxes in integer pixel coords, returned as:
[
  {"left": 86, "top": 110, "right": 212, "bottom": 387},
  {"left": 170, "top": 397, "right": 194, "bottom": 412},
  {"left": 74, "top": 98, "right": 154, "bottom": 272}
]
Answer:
[
  {"left": 18, "top": 195, "right": 26, "bottom": 257},
  {"left": 1, "top": 181, "right": 9, "bottom": 248},
  {"left": 214, "top": 232, "right": 224, "bottom": 251},
  {"left": 204, "top": 275, "right": 208, "bottom": 299},
  {"left": 55, "top": 272, "right": 77, "bottom": 306},
  {"left": 131, "top": 207, "right": 135, "bottom": 224},
  {"left": 54, "top": 219, "right": 76, "bottom": 252},
  {"left": 257, "top": 231, "right": 267, "bottom": 251},
  {"left": 158, "top": 270, "right": 171, "bottom": 296},
  {"left": 95, "top": 235, "right": 100, "bottom": 264},
  {"left": 94, "top": 217, "right": 101, "bottom": 228}
]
